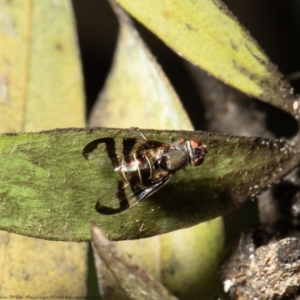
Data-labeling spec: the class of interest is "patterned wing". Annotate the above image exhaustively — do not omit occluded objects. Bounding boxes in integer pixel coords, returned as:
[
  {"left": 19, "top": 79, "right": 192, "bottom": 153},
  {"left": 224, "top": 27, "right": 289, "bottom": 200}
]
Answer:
[
  {"left": 82, "top": 137, "right": 167, "bottom": 169},
  {"left": 82, "top": 137, "right": 171, "bottom": 214},
  {"left": 95, "top": 174, "right": 172, "bottom": 215}
]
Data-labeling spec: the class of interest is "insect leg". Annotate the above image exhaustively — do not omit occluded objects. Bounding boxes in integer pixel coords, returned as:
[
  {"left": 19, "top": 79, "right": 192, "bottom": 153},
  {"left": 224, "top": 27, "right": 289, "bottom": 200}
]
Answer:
[
  {"left": 134, "top": 174, "right": 172, "bottom": 201},
  {"left": 129, "top": 127, "right": 147, "bottom": 140}
]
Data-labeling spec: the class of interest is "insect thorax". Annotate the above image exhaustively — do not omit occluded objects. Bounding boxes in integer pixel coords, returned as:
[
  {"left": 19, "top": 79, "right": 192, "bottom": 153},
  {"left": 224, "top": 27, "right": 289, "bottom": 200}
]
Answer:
[{"left": 160, "top": 146, "right": 189, "bottom": 173}]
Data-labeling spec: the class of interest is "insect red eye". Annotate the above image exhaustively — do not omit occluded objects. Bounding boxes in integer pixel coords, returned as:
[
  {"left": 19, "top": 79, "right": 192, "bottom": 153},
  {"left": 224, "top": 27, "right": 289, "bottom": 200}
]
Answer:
[
  {"left": 193, "top": 157, "right": 204, "bottom": 166},
  {"left": 190, "top": 138, "right": 201, "bottom": 149}
]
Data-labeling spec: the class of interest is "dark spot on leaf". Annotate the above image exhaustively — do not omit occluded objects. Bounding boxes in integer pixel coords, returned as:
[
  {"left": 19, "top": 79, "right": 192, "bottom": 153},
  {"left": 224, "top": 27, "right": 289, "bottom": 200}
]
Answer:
[
  {"left": 55, "top": 43, "right": 63, "bottom": 51},
  {"left": 186, "top": 23, "right": 195, "bottom": 31}
]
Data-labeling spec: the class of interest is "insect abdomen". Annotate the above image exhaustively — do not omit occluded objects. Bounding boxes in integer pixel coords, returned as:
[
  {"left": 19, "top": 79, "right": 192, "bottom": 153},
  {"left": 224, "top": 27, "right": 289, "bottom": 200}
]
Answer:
[{"left": 118, "top": 152, "right": 154, "bottom": 184}]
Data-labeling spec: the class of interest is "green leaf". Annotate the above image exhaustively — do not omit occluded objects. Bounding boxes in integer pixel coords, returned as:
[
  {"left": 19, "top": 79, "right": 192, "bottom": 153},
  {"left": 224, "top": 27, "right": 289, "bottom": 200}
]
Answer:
[{"left": 0, "top": 127, "right": 298, "bottom": 241}]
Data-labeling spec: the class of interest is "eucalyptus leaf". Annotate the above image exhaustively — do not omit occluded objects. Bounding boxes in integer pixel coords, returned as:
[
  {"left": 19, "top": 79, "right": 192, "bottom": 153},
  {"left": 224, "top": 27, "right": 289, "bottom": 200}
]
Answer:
[
  {"left": 90, "top": 0, "right": 192, "bottom": 130},
  {"left": 0, "top": 127, "right": 298, "bottom": 241},
  {"left": 0, "top": 1, "right": 84, "bottom": 132},
  {"left": 115, "top": 0, "right": 300, "bottom": 120}
]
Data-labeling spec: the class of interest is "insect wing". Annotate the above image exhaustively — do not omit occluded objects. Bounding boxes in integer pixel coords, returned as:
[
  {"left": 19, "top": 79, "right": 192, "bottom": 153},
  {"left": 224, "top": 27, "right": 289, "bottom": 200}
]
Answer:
[
  {"left": 82, "top": 137, "right": 172, "bottom": 214},
  {"left": 95, "top": 174, "right": 172, "bottom": 215},
  {"left": 134, "top": 174, "right": 172, "bottom": 200},
  {"left": 82, "top": 137, "right": 122, "bottom": 169},
  {"left": 82, "top": 137, "right": 167, "bottom": 169}
]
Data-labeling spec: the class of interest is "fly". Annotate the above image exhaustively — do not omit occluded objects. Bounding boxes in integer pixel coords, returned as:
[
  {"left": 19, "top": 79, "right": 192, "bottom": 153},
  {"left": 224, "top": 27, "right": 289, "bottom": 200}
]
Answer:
[{"left": 82, "top": 133, "right": 207, "bottom": 215}]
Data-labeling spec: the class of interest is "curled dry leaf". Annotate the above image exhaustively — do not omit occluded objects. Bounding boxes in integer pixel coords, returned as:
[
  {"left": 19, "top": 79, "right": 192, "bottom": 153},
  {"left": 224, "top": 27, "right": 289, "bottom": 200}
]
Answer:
[{"left": 91, "top": 224, "right": 178, "bottom": 300}]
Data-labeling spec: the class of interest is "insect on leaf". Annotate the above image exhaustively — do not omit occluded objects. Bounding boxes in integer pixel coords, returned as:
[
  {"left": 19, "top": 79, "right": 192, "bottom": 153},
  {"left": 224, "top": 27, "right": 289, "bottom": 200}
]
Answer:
[{"left": 0, "top": 127, "right": 298, "bottom": 241}]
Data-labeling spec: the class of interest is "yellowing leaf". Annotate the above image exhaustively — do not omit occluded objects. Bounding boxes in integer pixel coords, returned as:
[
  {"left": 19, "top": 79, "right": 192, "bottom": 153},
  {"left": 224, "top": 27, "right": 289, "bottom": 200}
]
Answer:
[
  {"left": 0, "top": 234, "right": 87, "bottom": 295},
  {"left": 115, "top": 0, "right": 300, "bottom": 118},
  {"left": 89, "top": 1, "right": 192, "bottom": 130},
  {"left": 0, "top": 0, "right": 84, "bottom": 132},
  {"left": 0, "top": 0, "right": 86, "bottom": 296}
]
